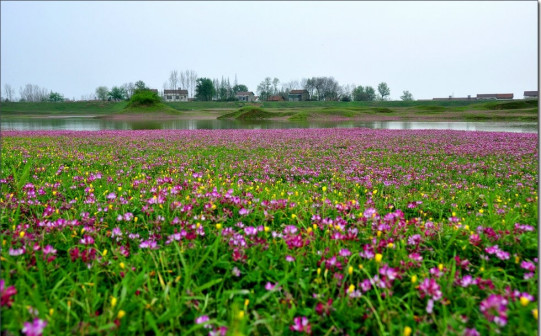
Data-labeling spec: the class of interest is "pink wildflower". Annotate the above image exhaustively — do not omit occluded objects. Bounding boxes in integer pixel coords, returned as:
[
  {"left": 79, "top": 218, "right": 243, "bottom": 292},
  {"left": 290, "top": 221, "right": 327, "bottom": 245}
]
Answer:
[
  {"left": 22, "top": 318, "right": 47, "bottom": 336},
  {"left": 290, "top": 316, "right": 311, "bottom": 334},
  {"left": 480, "top": 294, "right": 508, "bottom": 327},
  {"left": 1, "top": 279, "right": 17, "bottom": 307}
]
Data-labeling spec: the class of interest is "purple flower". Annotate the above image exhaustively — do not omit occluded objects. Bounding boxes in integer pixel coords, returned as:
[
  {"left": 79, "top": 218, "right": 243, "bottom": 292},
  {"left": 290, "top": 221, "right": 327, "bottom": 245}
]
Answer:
[
  {"left": 480, "top": 294, "right": 508, "bottom": 326},
  {"left": 195, "top": 315, "right": 209, "bottom": 324},
  {"left": 239, "top": 208, "right": 250, "bottom": 216},
  {"left": 363, "top": 208, "right": 377, "bottom": 219},
  {"left": 42, "top": 245, "right": 57, "bottom": 255},
  {"left": 1, "top": 279, "right": 17, "bottom": 307},
  {"left": 459, "top": 275, "right": 473, "bottom": 287},
  {"left": 426, "top": 298, "right": 435, "bottom": 314},
  {"left": 265, "top": 282, "right": 281, "bottom": 291},
  {"left": 463, "top": 328, "right": 480, "bottom": 336},
  {"left": 244, "top": 226, "right": 258, "bottom": 236},
  {"left": 8, "top": 247, "right": 25, "bottom": 256},
  {"left": 22, "top": 318, "right": 47, "bottom": 336},
  {"left": 285, "top": 255, "right": 296, "bottom": 262},
  {"left": 106, "top": 192, "right": 117, "bottom": 200},
  {"left": 520, "top": 261, "right": 536, "bottom": 272},
  {"left": 339, "top": 248, "right": 351, "bottom": 257},
  {"left": 290, "top": 316, "right": 311, "bottom": 334},
  {"left": 408, "top": 252, "right": 423, "bottom": 261},
  {"left": 79, "top": 235, "right": 94, "bottom": 245},
  {"left": 284, "top": 225, "right": 298, "bottom": 235},
  {"left": 139, "top": 240, "right": 158, "bottom": 249},
  {"left": 232, "top": 267, "right": 241, "bottom": 277},
  {"left": 360, "top": 279, "right": 372, "bottom": 292},
  {"left": 419, "top": 278, "right": 442, "bottom": 301}
]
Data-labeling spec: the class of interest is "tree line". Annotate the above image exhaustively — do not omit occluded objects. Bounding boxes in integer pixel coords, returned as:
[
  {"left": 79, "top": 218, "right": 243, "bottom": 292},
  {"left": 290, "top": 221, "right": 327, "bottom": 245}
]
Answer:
[{"left": 2, "top": 71, "right": 415, "bottom": 102}]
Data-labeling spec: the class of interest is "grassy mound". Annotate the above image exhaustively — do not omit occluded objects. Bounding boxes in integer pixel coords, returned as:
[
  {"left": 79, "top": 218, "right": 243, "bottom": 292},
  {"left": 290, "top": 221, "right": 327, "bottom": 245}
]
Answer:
[
  {"left": 218, "top": 106, "right": 275, "bottom": 120},
  {"left": 123, "top": 90, "right": 179, "bottom": 114},
  {"left": 412, "top": 105, "right": 446, "bottom": 112},
  {"left": 483, "top": 100, "right": 538, "bottom": 110}
]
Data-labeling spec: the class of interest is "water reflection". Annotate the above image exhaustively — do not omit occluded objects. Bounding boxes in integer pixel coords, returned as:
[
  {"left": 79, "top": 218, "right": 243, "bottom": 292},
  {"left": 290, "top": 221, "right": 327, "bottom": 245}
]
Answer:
[{"left": 1, "top": 117, "right": 538, "bottom": 133}]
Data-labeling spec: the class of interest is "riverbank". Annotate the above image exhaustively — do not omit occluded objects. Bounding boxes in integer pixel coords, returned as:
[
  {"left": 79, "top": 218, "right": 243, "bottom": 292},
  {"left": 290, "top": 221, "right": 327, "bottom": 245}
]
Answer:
[{"left": 1, "top": 99, "right": 537, "bottom": 122}]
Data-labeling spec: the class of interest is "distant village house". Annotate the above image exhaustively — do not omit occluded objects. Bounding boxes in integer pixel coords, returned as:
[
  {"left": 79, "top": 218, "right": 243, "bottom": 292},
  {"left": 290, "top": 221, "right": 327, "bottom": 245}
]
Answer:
[
  {"left": 163, "top": 88, "right": 188, "bottom": 102},
  {"left": 288, "top": 89, "right": 309, "bottom": 101},
  {"left": 476, "top": 93, "right": 513, "bottom": 100},
  {"left": 524, "top": 91, "right": 538, "bottom": 99},
  {"left": 235, "top": 91, "right": 255, "bottom": 102},
  {"left": 268, "top": 95, "right": 284, "bottom": 101}
]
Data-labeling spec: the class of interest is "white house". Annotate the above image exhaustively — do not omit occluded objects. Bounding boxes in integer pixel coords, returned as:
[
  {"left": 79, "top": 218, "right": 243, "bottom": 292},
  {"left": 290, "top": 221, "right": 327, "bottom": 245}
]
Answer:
[{"left": 163, "top": 88, "right": 188, "bottom": 102}]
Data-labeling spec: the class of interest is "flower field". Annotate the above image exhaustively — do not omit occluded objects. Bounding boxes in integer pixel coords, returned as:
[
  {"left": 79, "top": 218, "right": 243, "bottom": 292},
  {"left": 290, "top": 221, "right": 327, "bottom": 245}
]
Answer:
[{"left": 1, "top": 128, "right": 538, "bottom": 335}]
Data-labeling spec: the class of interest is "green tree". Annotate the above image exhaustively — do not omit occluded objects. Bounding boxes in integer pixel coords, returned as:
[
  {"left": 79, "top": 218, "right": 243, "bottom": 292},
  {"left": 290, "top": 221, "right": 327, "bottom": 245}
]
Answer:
[
  {"left": 195, "top": 78, "right": 215, "bottom": 101},
  {"left": 377, "top": 82, "right": 391, "bottom": 101},
  {"left": 108, "top": 86, "right": 127, "bottom": 101},
  {"left": 95, "top": 86, "right": 109, "bottom": 101},
  {"left": 233, "top": 84, "right": 248, "bottom": 94},
  {"left": 400, "top": 90, "right": 414, "bottom": 101},
  {"left": 134, "top": 80, "right": 148, "bottom": 92},
  {"left": 47, "top": 91, "right": 64, "bottom": 102},
  {"left": 352, "top": 85, "right": 376, "bottom": 101}
]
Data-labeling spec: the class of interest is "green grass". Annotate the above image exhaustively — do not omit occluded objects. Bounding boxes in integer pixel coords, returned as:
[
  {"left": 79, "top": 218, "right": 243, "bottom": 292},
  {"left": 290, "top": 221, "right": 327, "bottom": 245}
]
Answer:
[
  {"left": 0, "top": 129, "right": 537, "bottom": 335},
  {"left": 1, "top": 100, "right": 538, "bottom": 122}
]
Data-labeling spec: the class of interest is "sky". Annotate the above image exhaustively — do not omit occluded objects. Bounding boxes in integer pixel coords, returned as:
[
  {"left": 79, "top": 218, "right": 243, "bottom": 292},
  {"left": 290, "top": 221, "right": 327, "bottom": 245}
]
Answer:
[{"left": 1, "top": 1, "right": 537, "bottom": 100}]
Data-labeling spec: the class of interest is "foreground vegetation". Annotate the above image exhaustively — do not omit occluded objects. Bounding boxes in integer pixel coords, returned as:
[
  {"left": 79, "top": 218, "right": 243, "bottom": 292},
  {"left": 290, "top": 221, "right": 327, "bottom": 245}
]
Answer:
[
  {"left": 1, "top": 129, "right": 537, "bottom": 335},
  {"left": 0, "top": 100, "right": 537, "bottom": 122}
]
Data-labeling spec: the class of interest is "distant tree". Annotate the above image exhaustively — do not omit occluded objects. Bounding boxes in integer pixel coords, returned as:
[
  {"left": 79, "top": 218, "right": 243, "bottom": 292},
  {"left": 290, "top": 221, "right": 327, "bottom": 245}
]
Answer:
[
  {"left": 122, "top": 82, "right": 135, "bottom": 99},
  {"left": 400, "top": 90, "right": 414, "bottom": 101},
  {"left": 95, "top": 86, "right": 109, "bottom": 101},
  {"left": 377, "top": 82, "right": 391, "bottom": 101},
  {"left": 186, "top": 70, "right": 198, "bottom": 98},
  {"left": 3, "top": 84, "right": 15, "bottom": 102},
  {"left": 232, "top": 84, "right": 248, "bottom": 94},
  {"left": 195, "top": 78, "right": 215, "bottom": 101},
  {"left": 352, "top": 85, "right": 376, "bottom": 101},
  {"left": 168, "top": 70, "right": 179, "bottom": 89},
  {"left": 48, "top": 91, "right": 64, "bottom": 102},
  {"left": 272, "top": 78, "right": 280, "bottom": 95},
  {"left": 257, "top": 77, "right": 273, "bottom": 101},
  {"left": 134, "top": 80, "right": 148, "bottom": 92},
  {"left": 19, "top": 84, "right": 48, "bottom": 102},
  {"left": 108, "top": 86, "right": 127, "bottom": 101}
]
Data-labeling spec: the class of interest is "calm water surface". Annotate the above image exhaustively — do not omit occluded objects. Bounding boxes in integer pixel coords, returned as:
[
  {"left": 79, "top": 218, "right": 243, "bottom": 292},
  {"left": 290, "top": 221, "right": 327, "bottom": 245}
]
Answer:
[{"left": 1, "top": 117, "right": 537, "bottom": 133}]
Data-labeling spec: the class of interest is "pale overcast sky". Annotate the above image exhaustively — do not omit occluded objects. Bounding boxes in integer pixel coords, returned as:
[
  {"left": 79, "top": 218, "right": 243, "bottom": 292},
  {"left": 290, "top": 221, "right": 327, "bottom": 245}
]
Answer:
[{"left": 1, "top": 1, "right": 537, "bottom": 100}]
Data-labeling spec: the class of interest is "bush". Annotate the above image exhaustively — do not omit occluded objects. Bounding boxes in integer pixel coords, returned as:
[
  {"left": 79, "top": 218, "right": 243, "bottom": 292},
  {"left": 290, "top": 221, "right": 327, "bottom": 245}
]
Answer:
[{"left": 127, "top": 90, "right": 161, "bottom": 107}]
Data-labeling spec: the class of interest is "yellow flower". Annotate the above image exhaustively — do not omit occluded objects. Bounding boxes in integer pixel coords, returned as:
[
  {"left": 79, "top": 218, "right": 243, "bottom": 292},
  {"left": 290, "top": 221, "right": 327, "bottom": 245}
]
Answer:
[
  {"left": 291, "top": 214, "right": 297, "bottom": 219},
  {"left": 49, "top": 308, "right": 54, "bottom": 316},
  {"left": 264, "top": 226, "right": 270, "bottom": 232},
  {"left": 533, "top": 309, "right": 538, "bottom": 320},
  {"left": 375, "top": 254, "right": 383, "bottom": 263},
  {"left": 102, "top": 249, "right": 108, "bottom": 257},
  {"left": 520, "top": 296, "right": 530, "bottom": 307},
  {"left": 404, "top": 326, "right": 412, "bottom": 336},
  {"left": 438, "top": 264, "right": 443, "bottom": 271},
  {"left": 19, "top": 231, "right": 25, "bottom": 238},
  {"left": 317, "top": 268, "right": 321, "bottom": 276},
  {"left": 238, "top": 311, "right": 245, "bottom": 319},
  {"left": 348, "top": 266, "right": 353, "bottom": 275},
  {"left": 111, "top": 297, "right": 117, "bottom": 308},
  {"left": 411, "top": 275, "right": 418, "bottom": 284},
  {"left": 322, "top": 186, "right": 327, "bottom": 192},
  {"left": 215, "top": 223, "right": 222, "bottom": 230},
  {"left": 119, "top": 262, "right": 125, "bottom": 269},
  {"left": 117, "top": 310, "right": 126, "bottom": 319},
  {"left": 244, "top": 299, "right": 250, "bottom": 307},
  {"left": 348, "top": 284, "right": 355, "bottom": 293}
]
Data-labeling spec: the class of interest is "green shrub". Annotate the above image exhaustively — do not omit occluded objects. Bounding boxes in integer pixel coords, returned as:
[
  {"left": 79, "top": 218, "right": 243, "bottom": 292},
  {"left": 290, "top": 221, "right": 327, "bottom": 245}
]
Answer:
[{"left": 127, "top": 90, "right": 162, "bottom": 107}]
